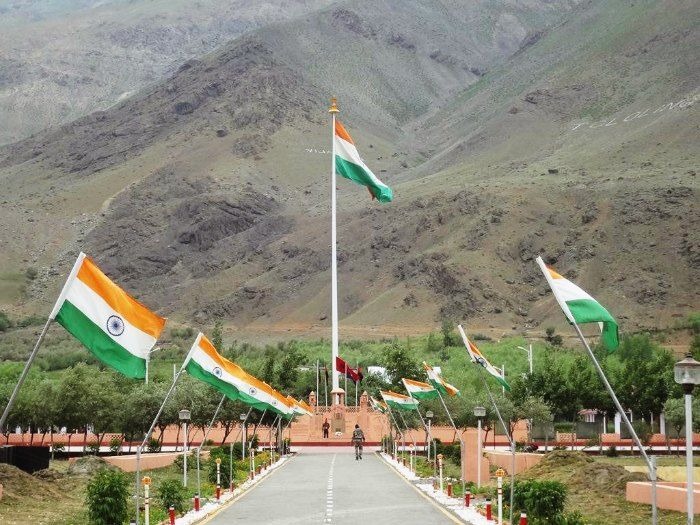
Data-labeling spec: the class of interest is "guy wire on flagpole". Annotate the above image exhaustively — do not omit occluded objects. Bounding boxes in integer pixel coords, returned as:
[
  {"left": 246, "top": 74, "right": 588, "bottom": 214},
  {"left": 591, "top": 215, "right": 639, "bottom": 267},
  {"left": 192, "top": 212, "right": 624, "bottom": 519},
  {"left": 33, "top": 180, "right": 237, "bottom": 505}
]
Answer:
[
  {"left": 396, "top": 409, "right": 413, "bottom": 451},
  {"left": 386, "top": 405, "right": 405, "bottom": 454},
  {"left": 478, "top": 366, "right": 515, "bottom": 525},
  {"left": 269, "top": 414, "right": 280, "bottom": 455},
  {"left": 436, "top": 389, "right": 466, "bottom": 494},
  {"left": 0, "top": 317, "right": 52, "bottom": 432},
  {"left": 572, "top": 322, "right": 658, "bottom": 524},
  {"left": 404, "top": 385, "right": 431, "bottom": 450},
  {"left": 329, "top": 97, "right": 340, "bottom": 398},
  {"left": 195, "top": 395, "right": 227, "bottom": 499},
  {"left": 135, "top": 345, "right": 193, "bottom": 525},
  {"left": 251, "top": 408, "right": 268, "bottom": 453}
]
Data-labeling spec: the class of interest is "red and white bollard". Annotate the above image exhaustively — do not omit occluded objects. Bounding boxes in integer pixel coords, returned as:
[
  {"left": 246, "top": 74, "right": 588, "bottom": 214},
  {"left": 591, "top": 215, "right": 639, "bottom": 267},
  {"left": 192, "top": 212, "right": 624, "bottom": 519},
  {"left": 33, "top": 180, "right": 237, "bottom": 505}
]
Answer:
[
  {"left": 168, "top": 506, "right": 175, "bottom": 525},
  {"left": 447, "top": 482, "right": 452, "bottom": 497},
  {"left": 485, "top": 498, "right": 492, "bottom": 521},
  {"left": 193, "top": 493, "right": 200, "bottom": 512},
  {"left": 142, "top": 477, "right": 151, "bottom": 525},
  {"left": 519, "top": 512, "right": 528, "bottom": 525},
  {"left": 464, "top": 490, "right": 471, "bottom": 507},
  {"left": 215, "top": 458, "right": 222, "bottom": 501}
]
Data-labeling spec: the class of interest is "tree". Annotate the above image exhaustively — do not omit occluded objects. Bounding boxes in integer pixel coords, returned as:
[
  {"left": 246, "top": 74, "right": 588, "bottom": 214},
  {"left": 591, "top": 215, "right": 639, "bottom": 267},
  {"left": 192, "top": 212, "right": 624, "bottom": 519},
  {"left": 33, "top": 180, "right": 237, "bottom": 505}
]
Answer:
[
  {"left": 545, "top": 327, "right": 563, "bottom": 347},
  {"left": 383, "top": 343, "right": 422, "bottom": 390},
  {"left": 211, "top": 320, "right": 224, "bottom": 352},
  {"left": 663, "top": 397, "right": 684, "bottom": 455},
  {"left": 277, "top": 342, "right": 302, "bottom": 391},
  {"left": 86, "top": 469, "right": 129, "bottom": 525},
  {"left": 441, "top": 319, "right": 455, "bottom": 348},
  {"left": 260, "top": 355, "right": 276, "bottom": 385}
]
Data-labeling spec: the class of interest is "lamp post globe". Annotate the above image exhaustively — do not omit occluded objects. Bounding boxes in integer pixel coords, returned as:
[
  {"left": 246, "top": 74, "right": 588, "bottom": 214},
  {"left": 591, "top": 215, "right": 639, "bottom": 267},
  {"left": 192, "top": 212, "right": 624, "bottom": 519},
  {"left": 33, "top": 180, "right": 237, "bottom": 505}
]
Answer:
[{"left": 674, "top": 354, "right": 700, "bottom": 525}]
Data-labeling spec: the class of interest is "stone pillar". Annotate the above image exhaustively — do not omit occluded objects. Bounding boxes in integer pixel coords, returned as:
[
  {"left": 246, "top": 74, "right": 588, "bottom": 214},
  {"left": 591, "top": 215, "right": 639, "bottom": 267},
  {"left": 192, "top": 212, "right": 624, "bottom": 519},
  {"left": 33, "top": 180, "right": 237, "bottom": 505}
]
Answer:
[
  {"left": 309, "top": 391, "right": 317, "bottom": 408},
  {"left": 615, "top": 412, "right": 621, "bottom": 434},
  {"left": 461, "top": 428, "right": 490, "bottom": 484},
  {"left": 330, "top": 388, "right": 346, "bottom": 435},
  {"left": 359, "top": 391, "right": 369, "bottom": 410}
]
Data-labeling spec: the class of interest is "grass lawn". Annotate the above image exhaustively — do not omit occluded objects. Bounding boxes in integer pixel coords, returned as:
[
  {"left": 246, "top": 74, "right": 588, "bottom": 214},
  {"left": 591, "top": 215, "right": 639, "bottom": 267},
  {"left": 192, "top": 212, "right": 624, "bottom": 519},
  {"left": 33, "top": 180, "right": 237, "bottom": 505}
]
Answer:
[{"left": 0, "top": 450, "right": 272, "bottom": 525}]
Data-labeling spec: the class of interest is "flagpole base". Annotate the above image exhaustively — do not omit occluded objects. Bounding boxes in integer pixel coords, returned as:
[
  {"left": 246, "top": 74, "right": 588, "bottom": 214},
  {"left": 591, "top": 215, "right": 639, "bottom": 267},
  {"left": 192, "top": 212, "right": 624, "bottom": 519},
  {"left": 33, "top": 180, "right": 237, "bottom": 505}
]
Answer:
[{"left": 330, "top": 387, "right": 346, "bottom": 407}]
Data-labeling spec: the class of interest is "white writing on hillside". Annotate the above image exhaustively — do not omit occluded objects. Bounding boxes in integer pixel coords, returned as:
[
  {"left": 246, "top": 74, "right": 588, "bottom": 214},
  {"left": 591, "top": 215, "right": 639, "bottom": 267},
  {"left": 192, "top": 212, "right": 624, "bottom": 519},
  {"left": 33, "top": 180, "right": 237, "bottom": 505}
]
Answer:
[{"left": 568, "top": 91, "right": 699, "bottom": 132}]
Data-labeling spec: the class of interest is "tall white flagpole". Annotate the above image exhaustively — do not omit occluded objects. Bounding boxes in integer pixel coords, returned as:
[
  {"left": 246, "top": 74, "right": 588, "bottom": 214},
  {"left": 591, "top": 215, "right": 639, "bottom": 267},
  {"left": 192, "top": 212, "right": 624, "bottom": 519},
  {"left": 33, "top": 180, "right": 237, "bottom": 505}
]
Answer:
[{"left": 329, "top": 97, "right": 340, "bottom": 400}]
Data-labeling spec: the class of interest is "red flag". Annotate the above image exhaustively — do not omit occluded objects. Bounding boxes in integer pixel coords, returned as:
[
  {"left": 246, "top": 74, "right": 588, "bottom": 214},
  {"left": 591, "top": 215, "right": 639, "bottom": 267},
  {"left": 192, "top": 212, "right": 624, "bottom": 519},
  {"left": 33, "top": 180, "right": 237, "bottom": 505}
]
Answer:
[{"left": 335, "top": 356, "right": 362, "bottom": 384}]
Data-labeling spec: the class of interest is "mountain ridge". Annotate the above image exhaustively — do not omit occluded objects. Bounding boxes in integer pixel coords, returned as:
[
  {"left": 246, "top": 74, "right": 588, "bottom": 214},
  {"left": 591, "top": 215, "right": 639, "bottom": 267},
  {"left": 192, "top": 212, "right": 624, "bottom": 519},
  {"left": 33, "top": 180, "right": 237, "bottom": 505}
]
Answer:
[{"left": 0, "top": 0, "right": 697, "bottom": 341}]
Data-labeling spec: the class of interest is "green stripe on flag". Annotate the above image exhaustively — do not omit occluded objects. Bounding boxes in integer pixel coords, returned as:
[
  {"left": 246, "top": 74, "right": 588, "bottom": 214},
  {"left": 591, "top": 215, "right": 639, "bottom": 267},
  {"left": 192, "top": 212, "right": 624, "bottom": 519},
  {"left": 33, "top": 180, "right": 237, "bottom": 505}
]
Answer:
[
  {"left": 567, "top": 298, "right": 619, "bottom": 351},
  {"left": 335, "top": 156, "right": 393, "bottom": 203},
  {"left": 55, "top": 300, "right": 146, "bottom": 379},
  {"left": 428, "top": 379, "right": 447, "bottom": 396},
  {"left": 185, "top": 358, "right": 243, "bottom": 402},
  {"left": 386, "top": 400, "right": 417, "bottom": 411},
  {"left": 409, "top": 390, "right": 439, "bottom": 400}
]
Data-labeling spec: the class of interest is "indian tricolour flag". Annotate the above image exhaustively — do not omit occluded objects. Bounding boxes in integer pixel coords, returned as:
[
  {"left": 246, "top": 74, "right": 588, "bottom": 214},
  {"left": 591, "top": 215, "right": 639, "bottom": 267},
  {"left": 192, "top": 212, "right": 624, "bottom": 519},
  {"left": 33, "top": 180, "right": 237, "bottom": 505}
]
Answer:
[
  {"left": 423, "top": 362, "right": 460, "bottom": 396},
  {"left": 536, "top": 256, "right": 619, "bottom": 351},
  {"left": 370, "top": 396, "right": 387, "bottom": 413},
  {"left": 380, "top": 390, "right": 418, "bottom": 411},
  {"left": 334, "top": 120, "right": 393, "bottom": 202},
  {"left": 402, "top": 378, "right": 439, "bottom": 400},
  {"left": 183, "top": 333, "right": 291, "bottom": 416},
  {"left": 49, "top": 253, "right": 165, "bottom": 379},
  {"left": 458, "top": 325, "right": 511, "bottom": 392}
]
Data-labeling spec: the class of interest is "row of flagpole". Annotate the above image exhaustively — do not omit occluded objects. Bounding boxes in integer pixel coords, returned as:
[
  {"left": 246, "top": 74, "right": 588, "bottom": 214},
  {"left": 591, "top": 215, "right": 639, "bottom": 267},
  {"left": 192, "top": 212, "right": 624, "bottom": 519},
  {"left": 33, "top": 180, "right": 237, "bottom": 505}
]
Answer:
[{"left": 1, "top": 98, "right": 662, "bottom": 525}]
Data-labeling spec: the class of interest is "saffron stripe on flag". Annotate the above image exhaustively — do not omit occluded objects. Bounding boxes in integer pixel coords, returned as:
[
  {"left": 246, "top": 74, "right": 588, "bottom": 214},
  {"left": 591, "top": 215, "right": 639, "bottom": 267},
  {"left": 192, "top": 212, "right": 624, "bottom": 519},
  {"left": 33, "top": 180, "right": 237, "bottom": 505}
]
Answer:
[{"left": 77, "top": 257, "right": 165, "bottom": 338}]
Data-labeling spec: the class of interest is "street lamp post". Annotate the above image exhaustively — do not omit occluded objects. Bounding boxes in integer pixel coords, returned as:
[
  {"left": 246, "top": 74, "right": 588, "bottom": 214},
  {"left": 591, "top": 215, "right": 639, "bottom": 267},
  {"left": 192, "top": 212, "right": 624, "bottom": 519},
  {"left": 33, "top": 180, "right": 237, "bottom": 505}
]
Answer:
[
  {"left": 178, "top": 410, "right": 191, "bottom": 487},
  {"left": 240, "top": 413, "right": 248, "bottom": 460},
  {"left": 425, "top": 410, "right": 433, "bottom": 467},
  {"left": 674, "top": 354, "right": 700, "bottom": 525},
  {"left": 474, "top": 406, "right": 486, "bottom": 488},
  {"left": 516, "top": 345, "right": 533, "bottom": 375}
]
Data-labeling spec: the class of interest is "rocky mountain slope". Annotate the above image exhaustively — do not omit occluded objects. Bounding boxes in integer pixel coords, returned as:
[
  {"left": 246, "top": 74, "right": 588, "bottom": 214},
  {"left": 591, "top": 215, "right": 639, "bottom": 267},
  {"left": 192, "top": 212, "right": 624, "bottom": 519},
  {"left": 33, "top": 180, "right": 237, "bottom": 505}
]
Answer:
[
  {"left": 0, "top": 0, "right": 697, "bottom": 341},
  {"left": 0, "top": 0, "right": 332, "bottom": 145}
]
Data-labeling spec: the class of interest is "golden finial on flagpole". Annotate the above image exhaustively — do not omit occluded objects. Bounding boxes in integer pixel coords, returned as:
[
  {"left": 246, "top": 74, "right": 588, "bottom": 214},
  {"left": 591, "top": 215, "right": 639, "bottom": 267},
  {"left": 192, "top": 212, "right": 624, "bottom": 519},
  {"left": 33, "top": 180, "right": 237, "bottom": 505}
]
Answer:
[{"left": 329, "top": 97, "right": 339, "bottom": 114}]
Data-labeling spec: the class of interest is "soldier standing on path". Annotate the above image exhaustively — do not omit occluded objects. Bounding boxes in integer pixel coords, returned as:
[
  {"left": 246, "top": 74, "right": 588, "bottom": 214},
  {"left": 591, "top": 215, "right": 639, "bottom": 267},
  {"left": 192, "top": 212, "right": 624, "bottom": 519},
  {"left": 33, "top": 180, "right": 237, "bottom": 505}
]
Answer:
[{"left": 352, "top": 424, "right": 365, "bottom": 460}]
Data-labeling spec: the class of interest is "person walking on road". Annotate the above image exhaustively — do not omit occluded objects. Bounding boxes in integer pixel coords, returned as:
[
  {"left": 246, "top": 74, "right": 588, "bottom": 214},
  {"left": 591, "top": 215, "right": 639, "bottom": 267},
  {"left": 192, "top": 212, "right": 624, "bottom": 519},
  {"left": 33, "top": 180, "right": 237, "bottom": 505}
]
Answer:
[{"left": 352, "top": 424, "right": 365, "bottom": 460}]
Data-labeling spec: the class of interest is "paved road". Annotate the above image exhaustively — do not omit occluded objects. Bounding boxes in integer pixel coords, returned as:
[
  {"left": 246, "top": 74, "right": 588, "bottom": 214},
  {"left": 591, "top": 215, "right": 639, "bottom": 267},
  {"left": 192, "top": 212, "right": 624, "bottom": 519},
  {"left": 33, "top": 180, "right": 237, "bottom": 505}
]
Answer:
[{"left": 207, "top": 448, "right": 459, "bottom": 524}]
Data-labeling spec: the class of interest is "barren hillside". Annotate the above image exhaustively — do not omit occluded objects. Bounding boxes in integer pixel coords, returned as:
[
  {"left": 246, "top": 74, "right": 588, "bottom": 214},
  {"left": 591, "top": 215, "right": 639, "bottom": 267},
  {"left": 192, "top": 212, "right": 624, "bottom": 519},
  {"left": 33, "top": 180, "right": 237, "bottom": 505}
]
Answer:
[{"left": 0, "top": 0, "right": 697, "bottom": 341}]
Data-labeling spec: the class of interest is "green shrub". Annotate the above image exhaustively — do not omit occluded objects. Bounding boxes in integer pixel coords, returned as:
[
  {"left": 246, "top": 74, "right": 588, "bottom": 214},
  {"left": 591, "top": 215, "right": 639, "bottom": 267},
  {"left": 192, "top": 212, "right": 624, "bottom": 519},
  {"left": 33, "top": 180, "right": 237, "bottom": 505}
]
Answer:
[
  {"left": 631, "top": 420, "right": 652, "bottom": 445},
  {"left": 156, "top": 479, "right": 188, "bottom": 514},
  {"left": 146, "top": 437, "right": 161, "bottom": 453},
  {"left": 85, "top": 468, "right": 129, "bottom": 525},
  {"left": 554, "top": 422, "right": 574, "bottom": 433},
  {"left": 562, "top": 511, "right": 587, "bottom": 525},
  {"left": 16, "top": 314, "right": 44, "bottom": 327},
  {"left": 511, "top": 479, "right": 567, "bottom": 521},
  {"left": 25, "top": 267, "right": 38, "bottom": 280},
  {"left": 0, "top": 311, "right": 12, "bottom": 332},
  {"left": 86, "top": 441, "right": 100, "bottom": 455},
  {"left": 605, "top": 445, "right": 618, "bottom": 457},
  {"left": 109, "top": 437, "right": 123, "bottom": 455},
  {"left": 545, "top": 327, "right": 563, "bottom": 346},
  {"left": 173, "top": 453, "right": 194, "bottom": 471}
]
